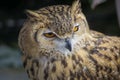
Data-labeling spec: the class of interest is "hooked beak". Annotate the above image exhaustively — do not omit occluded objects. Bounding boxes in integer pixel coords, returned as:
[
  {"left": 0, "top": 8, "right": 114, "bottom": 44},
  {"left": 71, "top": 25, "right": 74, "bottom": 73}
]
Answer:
[{"left": 65, "top": 38, "right": 72, "bottom": 51}]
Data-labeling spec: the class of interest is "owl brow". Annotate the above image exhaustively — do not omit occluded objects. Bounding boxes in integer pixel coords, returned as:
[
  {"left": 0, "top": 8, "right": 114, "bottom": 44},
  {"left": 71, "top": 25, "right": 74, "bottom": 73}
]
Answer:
[
  {"left": 74, "top": 17, "right": 84, "bottom": 24},
  {"left": 73, "top": 14, "right": 83, "bottom": 22}
]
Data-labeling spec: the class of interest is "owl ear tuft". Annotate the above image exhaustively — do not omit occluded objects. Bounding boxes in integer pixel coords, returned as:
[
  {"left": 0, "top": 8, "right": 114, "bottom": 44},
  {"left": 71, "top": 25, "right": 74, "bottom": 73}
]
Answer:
[
  {"left": 71, "top": 0, "right": 81, "bottom": 14},
  {"left": 26, "top": 10, "right": 40, "bottom": 18},
  {"left": 26, "top": 10, "right": 47, "bottom": 22}
]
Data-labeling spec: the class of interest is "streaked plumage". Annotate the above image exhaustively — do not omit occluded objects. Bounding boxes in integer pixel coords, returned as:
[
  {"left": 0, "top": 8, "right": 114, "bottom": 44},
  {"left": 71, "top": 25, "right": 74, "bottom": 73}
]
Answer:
[{"left": 18, "top": 0, "right": 120, "bottom": 80}]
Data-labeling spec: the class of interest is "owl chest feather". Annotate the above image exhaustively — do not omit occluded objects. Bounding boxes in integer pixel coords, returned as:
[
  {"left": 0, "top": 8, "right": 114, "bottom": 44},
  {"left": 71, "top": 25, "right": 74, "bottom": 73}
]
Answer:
[{"left": 36, "top": 52, "right": 95, "bottom": 80}]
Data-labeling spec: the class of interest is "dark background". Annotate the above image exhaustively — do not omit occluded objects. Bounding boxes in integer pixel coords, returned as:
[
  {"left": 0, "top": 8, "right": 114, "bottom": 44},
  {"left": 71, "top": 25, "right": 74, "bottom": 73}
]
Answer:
[{"left": 0, "top": 0, "right": 120, "bottom": 80}]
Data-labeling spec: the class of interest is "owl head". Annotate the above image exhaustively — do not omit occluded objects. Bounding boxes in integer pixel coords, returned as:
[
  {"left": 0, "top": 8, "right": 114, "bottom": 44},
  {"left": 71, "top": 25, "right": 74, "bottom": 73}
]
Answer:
[{"left": 19, "top": 0, "right": 90, "bottom": 56}]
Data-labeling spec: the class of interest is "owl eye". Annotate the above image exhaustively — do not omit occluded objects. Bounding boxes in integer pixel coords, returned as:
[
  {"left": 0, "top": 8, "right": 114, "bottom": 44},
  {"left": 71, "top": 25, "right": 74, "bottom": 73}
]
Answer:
[
  {"left": 73, "top": 25, "right": 79, "bottom": 32},
  {"left": 43, "top": 32, "right": 56, "bottom": 38}
]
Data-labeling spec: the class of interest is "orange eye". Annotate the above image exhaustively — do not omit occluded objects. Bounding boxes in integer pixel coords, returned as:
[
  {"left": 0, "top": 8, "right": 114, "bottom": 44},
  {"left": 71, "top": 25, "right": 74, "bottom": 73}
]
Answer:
[
  {"left": 73, "top": 25, "right": 79, "bottom": 32},
  {"left": 43, "top": 32, "right": 56, "bottom": 38}
]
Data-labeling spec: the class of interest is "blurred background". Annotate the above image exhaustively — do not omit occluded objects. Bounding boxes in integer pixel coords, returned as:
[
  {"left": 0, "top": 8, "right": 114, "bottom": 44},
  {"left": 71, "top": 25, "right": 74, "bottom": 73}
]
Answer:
[{"left": 0, "top": 0, "right": 120, "bottom": 80}]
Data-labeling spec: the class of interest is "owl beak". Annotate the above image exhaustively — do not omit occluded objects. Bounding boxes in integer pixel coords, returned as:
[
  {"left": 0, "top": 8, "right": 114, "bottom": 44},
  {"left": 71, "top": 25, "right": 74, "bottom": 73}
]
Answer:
[{"left": 65, "top": 39, "right": 72, "bottom": 51}]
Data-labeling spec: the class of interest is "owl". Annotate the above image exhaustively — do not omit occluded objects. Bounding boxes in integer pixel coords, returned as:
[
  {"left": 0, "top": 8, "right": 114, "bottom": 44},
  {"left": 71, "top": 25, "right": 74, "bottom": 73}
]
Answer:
[{"left": 18, "top": 0, "right": 120, "bottom": 80}]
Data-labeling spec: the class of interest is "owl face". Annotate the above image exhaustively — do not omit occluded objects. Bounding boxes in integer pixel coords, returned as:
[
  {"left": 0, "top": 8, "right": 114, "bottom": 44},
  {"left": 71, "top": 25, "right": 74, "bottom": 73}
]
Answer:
[
  {"left": 36, "top": 22, "right": 84, "bottom": 55},
  {"left": 23, "top": 0, "right": 89, "bottom": 55}
]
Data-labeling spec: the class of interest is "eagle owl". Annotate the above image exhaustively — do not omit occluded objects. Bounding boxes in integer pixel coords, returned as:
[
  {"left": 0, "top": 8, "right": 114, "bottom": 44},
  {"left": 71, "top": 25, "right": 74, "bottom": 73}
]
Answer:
[{"left": 18, "top": 0, "right": 120, "bottom": 80}]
